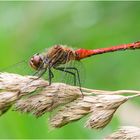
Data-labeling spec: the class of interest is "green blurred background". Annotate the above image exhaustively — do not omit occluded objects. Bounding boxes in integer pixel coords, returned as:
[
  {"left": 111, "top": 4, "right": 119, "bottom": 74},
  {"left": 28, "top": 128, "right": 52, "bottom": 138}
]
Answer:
[{"left": 0, "top": 1, "right": 140, "bottom": 139}]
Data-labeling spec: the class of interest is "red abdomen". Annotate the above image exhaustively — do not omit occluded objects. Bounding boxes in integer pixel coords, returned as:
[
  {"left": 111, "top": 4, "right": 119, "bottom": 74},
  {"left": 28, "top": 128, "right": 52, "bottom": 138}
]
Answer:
[{"left": 75, "top": 41, "right": 140, "bottom": 60}]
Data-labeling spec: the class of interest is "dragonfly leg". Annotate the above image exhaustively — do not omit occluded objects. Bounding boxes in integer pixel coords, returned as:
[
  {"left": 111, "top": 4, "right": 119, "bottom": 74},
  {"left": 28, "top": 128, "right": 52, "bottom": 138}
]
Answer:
[
  {"left": 32, "top": 71, "right": 39, "bottom": 76},
  {"left": 34, "top": 68, "right": 54, "bottom": 86},
  {"left": 54, "top": 67, "right": 77, "bottom": 86},
  {"left": 48, "top": 68, "right": 54, "bottom": 85},
  {"left": 66, "top": 67, "right": 81, "bottom": 85},
  {"left": 32, "top": 61, "right": 46, "bottom": 76},
  {"left": 25, "top": 69, "right": 47, "bottom": 88},
  {"left": 50, "top": 70, "right": 54, "bottom": 79},
  {"left": 57, "top": 67, "right": 83, "bottom": 96},
  {"left": 66, "top": 67, "right": 83, "bottom": 96},
  {"left": 35, "top": 69, "right": 47, "bottom": 80}
]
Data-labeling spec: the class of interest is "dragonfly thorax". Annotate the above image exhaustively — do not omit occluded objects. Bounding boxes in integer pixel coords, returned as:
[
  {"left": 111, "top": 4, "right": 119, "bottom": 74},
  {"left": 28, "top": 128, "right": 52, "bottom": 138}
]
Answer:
[{"left": 29, "top": 45, "right": 77, "bottom": 71}]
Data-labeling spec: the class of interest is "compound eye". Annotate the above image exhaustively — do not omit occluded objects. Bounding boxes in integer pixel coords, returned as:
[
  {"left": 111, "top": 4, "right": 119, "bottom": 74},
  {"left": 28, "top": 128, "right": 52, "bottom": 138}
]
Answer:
[{"left": 29, "top": 54, "right": 43, "bottom": 70}]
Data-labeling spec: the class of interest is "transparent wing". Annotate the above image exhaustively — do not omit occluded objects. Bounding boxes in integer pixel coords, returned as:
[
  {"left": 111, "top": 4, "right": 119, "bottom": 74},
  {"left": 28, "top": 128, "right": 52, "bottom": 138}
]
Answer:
[
  {"left": 0, "top": 47, "right": 49, "bottom": 76},
  {"left": 0, "top": 58, "right": 35, "bottom": 76}
]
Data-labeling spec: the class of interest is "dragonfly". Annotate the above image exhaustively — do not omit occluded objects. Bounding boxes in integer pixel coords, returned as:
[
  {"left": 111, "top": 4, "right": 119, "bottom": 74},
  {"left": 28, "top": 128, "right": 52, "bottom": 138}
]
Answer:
[{"left": 29, "top": 41, "right": 140, "bottom": 92}]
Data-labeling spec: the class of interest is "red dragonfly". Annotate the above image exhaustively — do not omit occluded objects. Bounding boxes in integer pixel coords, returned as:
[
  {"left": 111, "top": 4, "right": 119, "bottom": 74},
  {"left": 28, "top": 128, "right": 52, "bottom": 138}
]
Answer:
[{"left": 30, "top": 41, "right": 140, "bottom": 91}]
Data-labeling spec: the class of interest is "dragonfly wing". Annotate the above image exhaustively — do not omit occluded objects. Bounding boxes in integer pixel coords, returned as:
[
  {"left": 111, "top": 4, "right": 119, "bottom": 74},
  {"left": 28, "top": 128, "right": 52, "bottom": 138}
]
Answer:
[{"left": 0, "top": 59, "right": 35, "bottom": 76}]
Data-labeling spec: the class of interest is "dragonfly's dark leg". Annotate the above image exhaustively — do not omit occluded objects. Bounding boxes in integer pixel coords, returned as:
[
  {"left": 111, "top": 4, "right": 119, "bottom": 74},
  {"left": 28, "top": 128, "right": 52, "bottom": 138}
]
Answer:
[
  {"left": 65, "top": 67, "right": 81, "bottom": 87},
  {"left": 33, "top": 68, "right": 54, "bottom": 86},
  {"left": 66, "top": 67, "right": 83, "bottom": 95},
  {"left": 55, "top": 67, "right": 81, "bottom": 86},
  {"left": 32, "top": 71, "right": 40, "bottom": 76},
  {"left": 26, "top": 69, "right": 47, "bottom": 87},
  {"left": 48, "top": 68, "right": 53, "bottom": 85},
  {"left": 34, "top": 69, "right": 47, "bottom": 80},
  {"left": 54, "top": 67, "right": 76, "bottom": 86},
  {"left": 50, "top": 70, "right": 54, "bottom": 79},
  {"left": 56, "top": 67, "right": 83, "bottom": 96}
]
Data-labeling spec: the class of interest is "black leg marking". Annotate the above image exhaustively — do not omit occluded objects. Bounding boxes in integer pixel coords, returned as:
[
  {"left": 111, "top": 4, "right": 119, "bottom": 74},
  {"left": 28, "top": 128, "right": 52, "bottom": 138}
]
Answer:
[
  {"left": 32, "top": 68, "right": 54, "bottom": 86},
  {"left": 65, "top": 67, "right": 83, "bottom": 96},
  {"left": 32, "top": 70, "right": 39, "bottom": 76},
  {"left": 48, "top": 68, "right": 53, "bottom": 85},
  {"left": 54, "top": 67, "right": 77, "bottom": 86},
  {"left": 54, "top": 66, "right": 83, "bottom": 96},
  {"left": 50, "top": 70, "right": 54, "bottom": 79},
  {"left": 65, "top": 67, "right": 81, "bottom": 88},
  {"left": 34, "top": 69, "right": 47, "bottom": 80},
  {"left": 25, "top": 68, "right": 47, "bottom": 89}
]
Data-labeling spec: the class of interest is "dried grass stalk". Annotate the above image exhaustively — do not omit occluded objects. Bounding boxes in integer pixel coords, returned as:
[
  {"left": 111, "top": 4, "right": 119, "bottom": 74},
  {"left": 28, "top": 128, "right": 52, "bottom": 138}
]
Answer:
[
  {"left": 0, "top": 72, "right": 48, "bottom": 115},
  {"left": 50, "top": 95, "right": 128, "bottom": 129},
  {"left": 105, "top": 126, "right": 140, "bottom": 139},
  {"left": 0, "top": 91, "right": 19, "bottom": 115},
  {"left": 0, "top": 72, "right": 48, "bottom": 93},
  {"left": 0, "top": 72, "right": 140, "bottom": 129},
  {"left": 85, "top": 95, "right": 128, "bottom": 129},
  {"left": 15, "top": 83, "right": 81, "bottom": 117}
]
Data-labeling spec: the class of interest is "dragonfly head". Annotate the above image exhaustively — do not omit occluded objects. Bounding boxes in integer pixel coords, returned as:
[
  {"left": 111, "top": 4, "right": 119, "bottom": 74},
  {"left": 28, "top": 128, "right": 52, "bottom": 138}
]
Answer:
[{"left": 29, "top": 53, "right": 44, "bottom": 70}]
